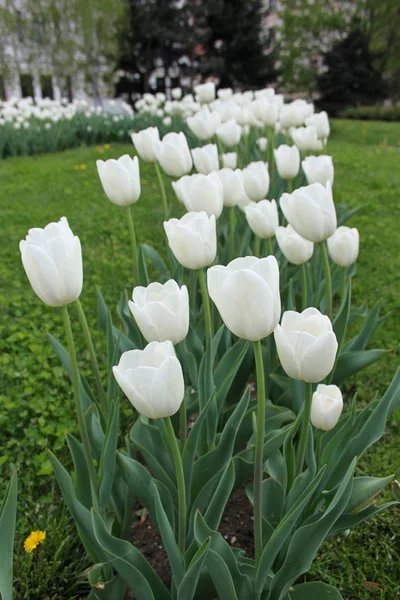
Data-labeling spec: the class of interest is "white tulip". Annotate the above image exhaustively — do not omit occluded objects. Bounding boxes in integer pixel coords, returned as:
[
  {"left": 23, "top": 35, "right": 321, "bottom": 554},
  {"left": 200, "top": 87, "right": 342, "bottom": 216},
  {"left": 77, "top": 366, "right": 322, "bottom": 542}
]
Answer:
[
  {"left": 244, "top": 200, "right": 279, "bottom": 239},
  {"left": 164, "top": 211, "right": 217, "bottom": 270},
  {"left": 221, "top": 152, "right": 237, "bottom": 169},
  {"left": 155, "top": 132, "right": 192, "bottom": 177},
  {"left": 171, "top": 87, "right": 182, "bottom": 100},
  {"left": 172, "top": 173, "right": 223, "bottom": 218},
  {"left": 163, "top": 116, "right": 172, "bottom": 127},
  {"left": 274, "top": 145, "right": 300, "bottom": 180},
  {"left": 251, "top": 99, "right": 279, "bottom": 126},
  {"left": 194, "top": 82, "right": 216, "bottom": 104},
  {"left": 207, "top": 256, "right": 281, "bottom": 341},
  {"left": 280, "top": 103, "right": 307, "bottom": 129},
  {"left": 302, "top": 155, "right": 334, "bottom": 186},
  {"left": 217, "top": 88, "right": 233, "bottom": 101},
  {"left": 311, "top": 384, "right": 343, "bottom": 431},
  {"left": 113, "top": 341, "right": 184, "bottom": 419},
  {"left": 191, "top": 144, "right": 219, "bottom": 174},
  {"left": 20, "top": 217, "right": 83, "bottom": 307},
  {"left": 256, "top": 137, "right": 268, "bottom": 152},
  {"left": 216, "top": 119, "right": 242, "bottom": 147},
  {"left": 131, "top": 127, "right": 160, "bottom": 162},
  {"left": 187, "top": 107, "right": 221, "bottom": 140},
  {"left": 242, "top": 161, "right": 270, "bottom": 202},
  {"left": 276, "top": 225, "right": 314, "bottom": 265},
  {"left": 327, "top": 226, "right": 359, "bottom": 267},
  {"left": 305, "top": 111, "right": 330, "bottom": 140},
  {"left": 290, "top": 126, "right": 323, "bottom": 152},
  {"left": 129, "top": 280, "right": 189, "bottom": 345},
  {"left": 97, "top": 155, "right": 141, "bottom": 206},
  {"left": 280, "top": 182, "right": 337, "bottom": 242},
  {"left": 214, "top": 168, "right": 245, "bottom": 207},
  {"left": 274, "top": 308, "right": 338, "bottom": 382}
]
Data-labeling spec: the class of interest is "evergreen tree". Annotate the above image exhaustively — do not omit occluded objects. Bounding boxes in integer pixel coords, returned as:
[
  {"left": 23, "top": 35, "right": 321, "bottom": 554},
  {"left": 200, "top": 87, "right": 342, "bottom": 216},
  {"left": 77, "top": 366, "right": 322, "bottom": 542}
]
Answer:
[{"left": 317, "top": 27, "right": 387, "bottom": 114}]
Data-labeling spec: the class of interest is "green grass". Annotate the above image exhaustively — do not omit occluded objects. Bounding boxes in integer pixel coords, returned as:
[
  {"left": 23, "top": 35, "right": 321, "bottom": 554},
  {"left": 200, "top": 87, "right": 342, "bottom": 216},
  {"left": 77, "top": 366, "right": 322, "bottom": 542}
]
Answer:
[{"left": 0, "top": 121, "right": 399, "bottom": 598}]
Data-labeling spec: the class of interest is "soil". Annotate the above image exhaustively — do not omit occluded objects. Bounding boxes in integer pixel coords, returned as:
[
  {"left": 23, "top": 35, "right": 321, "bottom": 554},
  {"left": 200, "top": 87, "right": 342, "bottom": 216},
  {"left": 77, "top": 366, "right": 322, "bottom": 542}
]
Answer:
[{"left": 130, "top": 486, "right": 254, "bottom": 591}]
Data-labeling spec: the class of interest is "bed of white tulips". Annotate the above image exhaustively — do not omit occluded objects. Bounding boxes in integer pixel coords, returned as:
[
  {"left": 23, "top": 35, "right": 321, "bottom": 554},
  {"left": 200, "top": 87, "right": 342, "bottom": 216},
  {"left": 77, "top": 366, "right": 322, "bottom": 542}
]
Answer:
[{"left": 2, "top": 82, "right": 399, "bottom": 600}]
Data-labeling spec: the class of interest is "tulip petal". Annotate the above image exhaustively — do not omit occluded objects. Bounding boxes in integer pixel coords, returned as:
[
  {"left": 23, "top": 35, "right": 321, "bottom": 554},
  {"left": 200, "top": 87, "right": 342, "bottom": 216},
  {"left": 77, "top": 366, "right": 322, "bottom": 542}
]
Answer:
[
  {"left": 300, "top": 332, "right": 338, "bottom": 383},
  {"left": 20, "top": 242, "right": 62, "bottom": 306}
]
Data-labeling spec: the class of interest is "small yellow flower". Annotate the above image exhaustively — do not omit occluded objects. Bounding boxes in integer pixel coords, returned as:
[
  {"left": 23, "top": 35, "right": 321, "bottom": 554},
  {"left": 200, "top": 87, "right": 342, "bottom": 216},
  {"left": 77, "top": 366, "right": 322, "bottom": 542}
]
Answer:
[
  {"left": 80, "top": 164, "right": 87, "bottom": 170},
  {"left": 24, "top": 530, "right": 46, "bottom": 553},
  {"left": 104, "top": 144, "right": 110, "bottom": 149},
  {"left": 141, "top": 179, "right": 148, "bottom": 185}
]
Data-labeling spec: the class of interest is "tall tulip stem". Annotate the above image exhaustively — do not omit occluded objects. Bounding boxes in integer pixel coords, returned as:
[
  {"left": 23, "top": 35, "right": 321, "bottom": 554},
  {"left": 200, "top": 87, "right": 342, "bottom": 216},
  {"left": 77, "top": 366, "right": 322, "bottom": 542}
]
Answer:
[
  {"left": 198, "top": 268, "right": 212, "bottom": 340},
  {"left": 62, "top": 305, "right": 98, "bottom": 501},
  {"left": 74, "top": 299, "right": 108, "bottom": 416},
  {"left": 229, "top": 206, "right": 236, "bottom": 261},
  {"left": 253, "top": 339, "right": 266, "bottom": 566},
  {"left": 300, "top": 263, "right": 307, "bottom": 311},
  {"left": 320, "top": 241, "right": 332, "bottom": 320},
  {"left": 340, "top": 267, "right": 347, "bottom": 300},
  {"left": 254, "top": 236, "right": 261, "bottom": 258},
  {"left": 267, "top": 237, "right": 273, "bottom": 256},
  {"left": 287, "top": 178, "right": 293, "bottom": 194},
  {"left": 126, "top": 206, "right": 139, "bottom": 284},
  {"left": 296, "top": 381, "right": 313, "bottom": 476},
  {"left": 164, "top": 417, "right": 187, "bottom": 552},
  {"left": 154, "top": 161, "right": 169, "bottom": 220}
]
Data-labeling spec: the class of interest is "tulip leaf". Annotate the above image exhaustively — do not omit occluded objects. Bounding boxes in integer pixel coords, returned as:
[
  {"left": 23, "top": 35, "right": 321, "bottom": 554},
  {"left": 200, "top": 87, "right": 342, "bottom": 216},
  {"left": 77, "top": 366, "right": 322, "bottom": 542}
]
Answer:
[
  {"left": 345, "top": 475, "right": 394, "bottom": 513},
  {"left": 153, "top": 483, "right": 185, "bottom": 587},
  {"left": 345, "top": 300, "right": 386, "bottom": 352},
  {"left": 98, "top": 400, "right": 119, "bottom": 512},
  {"left": 85, "top": 405, "right": 106, "bottom": 461},
  {"left": 204, "top": 460, "right": 235, "bottom": 531},
  {"left": 177, "top": 538, "right": 211, "bottom": 600},
  {"left": 87, "top": 564, "right": 127, "bottom": 600},
  {"left": 0, "top": 471, "right": 17, "bottom": 600},
  {"left": 182, "top": 394, "right": 214, "bottom": 495},
  {"left": 329, "top": 501, "right": 398, "bottom": 537},
  {"left": 332, "top": 349, "right": 387, "bottom": 386},
  {"left": 66, "top": 433, "right": 92, "bottom": 509},
  {"left": 117, "top": 291, "right": 143, "bottom": 348},
  {"left": 91, "top": 508, "right": 170, "bottom": 600},
  {"left": 214, "top": 338, "right": 250, "bottom": 411},
  {"left": 205, "top": 549, "right": 239, "bottom": 600},
  {"left": 138, "top": 244, "right": 150, "bottom": 286},
  {"left": 198, "top": 339, "right": 217, "bottom": 454},
  {"left": 332, "top": 278, "right": 351, "bottom": 351},
  {"left": 287, "top": 581, "right": 344, "bottom": 599},
  {"left": 255, "top": 466, "right": 326, "bottom": 594},
  {"left": 141, "top": 243, "right": 167, "bottom": 278},
  {"left": 117, "top": 452, "right": 175, "bottom": 528},
  {"left": 268, "top": 459, "right": 356, "bottom": 600},
  {"left": 337, "top": 203, "right": 366, "bottom": 226}
]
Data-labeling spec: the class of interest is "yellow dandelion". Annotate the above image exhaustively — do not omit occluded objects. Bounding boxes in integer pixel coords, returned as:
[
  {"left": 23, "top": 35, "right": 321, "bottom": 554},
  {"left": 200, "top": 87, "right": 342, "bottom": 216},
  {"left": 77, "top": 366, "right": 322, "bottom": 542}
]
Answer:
[
  {"left": 80, "top": 164, "right": 87, "bottom": 170},
  {"left": 104, "top": 144, "right": 110, "bottom": 149},
  {"left": 24, "top": 530, "right": 46, "bottom": 553}
]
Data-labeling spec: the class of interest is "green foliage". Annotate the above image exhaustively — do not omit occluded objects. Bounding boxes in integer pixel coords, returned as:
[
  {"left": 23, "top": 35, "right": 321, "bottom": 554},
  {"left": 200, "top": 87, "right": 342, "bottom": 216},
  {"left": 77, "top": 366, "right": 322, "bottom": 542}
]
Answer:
[{"left": 339, "top": 105, "right": 400, "bottom": 121}]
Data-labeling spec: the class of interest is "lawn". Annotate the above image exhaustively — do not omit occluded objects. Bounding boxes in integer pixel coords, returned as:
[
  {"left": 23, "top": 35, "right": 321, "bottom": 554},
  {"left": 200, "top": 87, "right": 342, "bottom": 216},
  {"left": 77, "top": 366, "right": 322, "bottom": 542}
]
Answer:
[{"left": 0, "top": 119, "right": 399, "bottom": 598}]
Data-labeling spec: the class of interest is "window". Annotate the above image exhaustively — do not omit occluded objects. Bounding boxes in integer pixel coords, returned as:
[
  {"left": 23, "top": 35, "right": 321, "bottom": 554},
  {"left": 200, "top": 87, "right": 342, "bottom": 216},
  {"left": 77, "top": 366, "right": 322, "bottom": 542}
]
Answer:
[
  {"left": 40, "top": 75, "right": 53, "bottom": 99},
  {"left": 20, "top": 74, "right": 34, "bottom": 98}
]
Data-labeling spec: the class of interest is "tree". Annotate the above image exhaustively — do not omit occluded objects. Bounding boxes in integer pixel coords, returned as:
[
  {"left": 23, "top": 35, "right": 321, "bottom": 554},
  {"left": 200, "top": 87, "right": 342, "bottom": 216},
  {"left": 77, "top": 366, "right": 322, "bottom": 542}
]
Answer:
[
  {"left": 198, "top": 0, "right": 277, "bottom": 88},
  {"left": 317, "top": 26, "right": 387, "bottom": 114}
]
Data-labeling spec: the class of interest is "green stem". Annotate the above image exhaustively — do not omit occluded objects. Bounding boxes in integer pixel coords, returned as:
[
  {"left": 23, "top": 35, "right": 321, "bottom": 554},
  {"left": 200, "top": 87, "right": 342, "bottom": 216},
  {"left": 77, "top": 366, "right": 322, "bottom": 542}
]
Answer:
[
  {"left": 236, "top": 143, "right": 241, "bottom": 168},
  {"left": 315, "top": 428, "right": 322, "bottom": 471},
  {"left": 267, "top": 237, "right": 273, "bottom": 256},
  {"left": 62, "top": 305, "right": 98, "bottom": 500},
  {"left": 74, "top": 299, "right": 108, "bottom": 416},
  {"left": 253, "top": 340, "right": 266, "bottom": 566},
  {"left": 296, "top": 382, "right": 313, "bottom": 476},
  {"left": 254, "top": 236, "right": 261, "bottom": 258},
  {"left": 229, "top": 206, "right": 236, "bottom": 261},
  {"left": 300, "top": 263, "right": 307, "bottom": 311},
  {"left": 154, "top": 161, "right": 169, "bottom": 220},
  {"left": 215, "top": 135, "right": 224, "bottom": 158},
  {"left": 320, "top": 241, "right": 332, "bottom": 320},
  {"left": 179, "top": 396, "right": 187, "bottom": 452},
  {"left": 126, "top": 206, "right": 139, "bottom": 284},
  {"left": 287, "top": 178, "right": 293, "bottom": 194},
  {"left": 198, "top": 268, "right": 212, "bottom": 340},
  {"left": 340, "top": 267, "right": 347, "bottom": 300},
  {"left": 164, "top": 417, "right": 186, "bottom": 552}
]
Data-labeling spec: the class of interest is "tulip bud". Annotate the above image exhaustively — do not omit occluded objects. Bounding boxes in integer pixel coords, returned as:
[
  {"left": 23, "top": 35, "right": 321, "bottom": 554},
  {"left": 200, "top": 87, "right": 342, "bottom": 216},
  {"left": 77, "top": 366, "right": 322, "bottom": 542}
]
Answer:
[
  {"left": 302, "top": 155, "right": 334, "bottom": 187},
  {"left": 164, "top": 211, "right": 217, "bottom": 270},
  {"left": 131, "top": 127, "right": 160, "bottom": 162},
  {"left": 214, "top": 168, "right": 245, "bottom": 207},
  {"left": 20, "top": 217, "right": 83, "bottom": 307},
  {"left": 129, "top": 280, "right": 189, "bottom": 345},
  {"left": 280, "top": 182, "right": 337, "bottom": 242},
  {"left": 216, "top": 119, "right": 242, "bottom": 147},
  {"left": 155, "top": 132, "right": 192, "bottom": 177},
  {"left": 113, "top": 341, "right": 185, "bottom": 418},
  {"left": 194, "top": 82, "right": 216, "bottom": 104},
  {"left": 171, "top": 87, "right": 182, "bottom": 100},
  {"left": 187, "top": 107, "right": 221, "bottom": 140},
  {"left": 310, "top": 384, "right": 343, "bottom": 430},
  {"left": 244, "top": 200, "right": 279, "bottom": 239},
  {"left": 221, "top": 152, "right": 237, "bottom": 169},
  {"left": 207, "top": 256, "right": 281, "bottom": 341},
  {"left": 327, "top": 226, "right": 359, "bottom": 267},
  {"left": 305, "top": 111, "right": 330, "bottom": 140},
  {"left": 242, "top": 161, "right": 270, "bottom": 202},
  {"left": 274, "top": 308, "right": 338, "bottom": 383},
  {"left": 256, "top": 137, "right": 268, "bottom": 152},
  {"left": 191, "top": 143, "right": 219, "bottom": 174},
  {"left": 274, "top": 145, "right": 300, "bottom": 180},
  {"left": 275, "top": 225, "right": 314, "bottom": 265},
  {"left": 97, "top": 155, "right": 141, "bottom": 206},
  {"left": 172, "top": 173, "right": 223, "bottom": 218}
]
